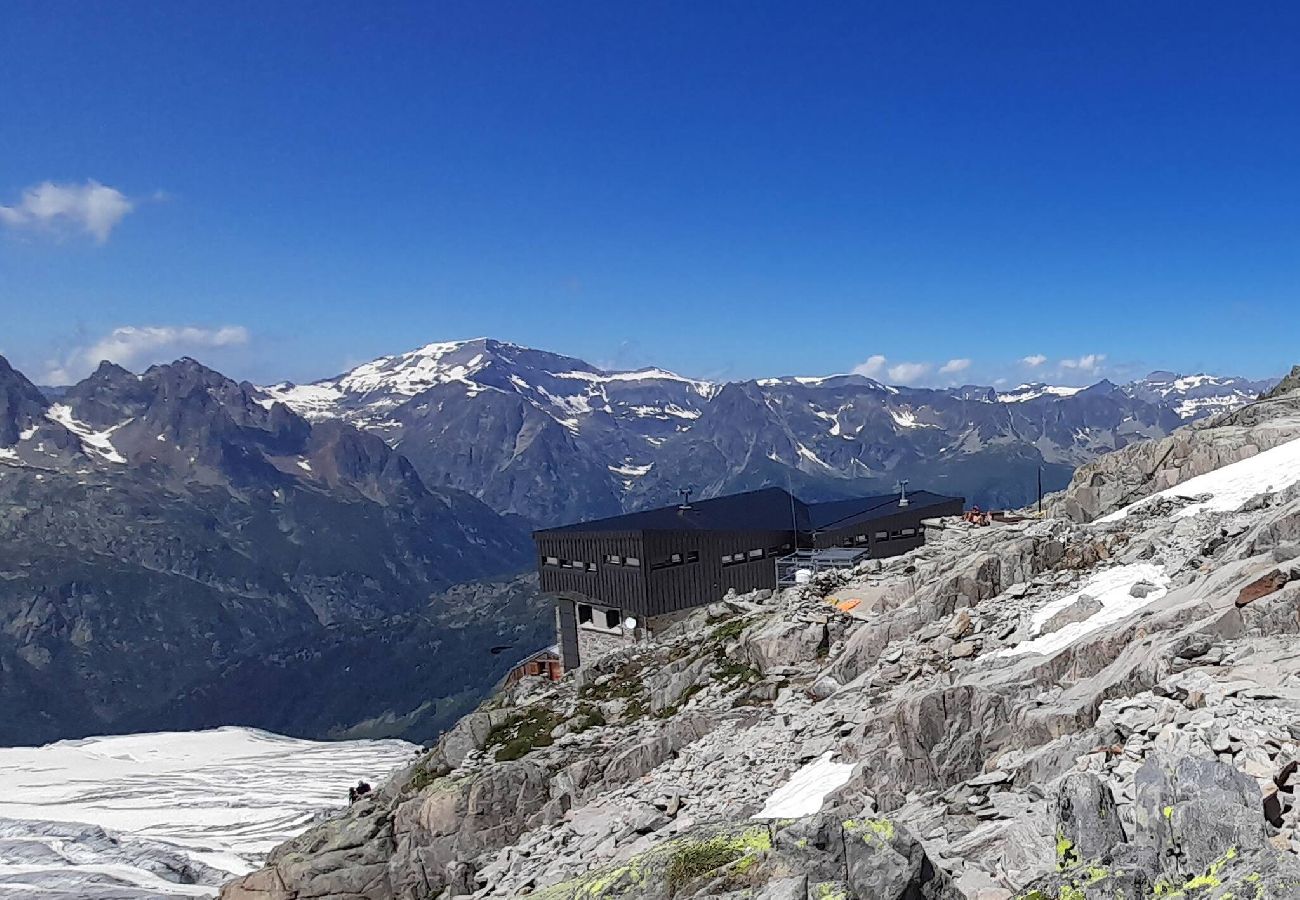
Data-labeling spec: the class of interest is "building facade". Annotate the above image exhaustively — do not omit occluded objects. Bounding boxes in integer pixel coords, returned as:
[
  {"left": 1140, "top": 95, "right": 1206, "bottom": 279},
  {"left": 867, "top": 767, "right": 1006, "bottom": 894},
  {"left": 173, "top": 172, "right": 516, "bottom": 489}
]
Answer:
[{"left": 534, "top": 486, "right": 963, "bottom": 670}]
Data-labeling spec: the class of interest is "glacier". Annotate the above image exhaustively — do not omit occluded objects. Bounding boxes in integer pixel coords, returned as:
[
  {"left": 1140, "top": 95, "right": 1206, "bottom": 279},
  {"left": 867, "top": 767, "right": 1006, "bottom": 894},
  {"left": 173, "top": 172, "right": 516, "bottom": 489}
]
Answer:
[{"left": 0, "top": 727, "right": 417, "bottom": 898}]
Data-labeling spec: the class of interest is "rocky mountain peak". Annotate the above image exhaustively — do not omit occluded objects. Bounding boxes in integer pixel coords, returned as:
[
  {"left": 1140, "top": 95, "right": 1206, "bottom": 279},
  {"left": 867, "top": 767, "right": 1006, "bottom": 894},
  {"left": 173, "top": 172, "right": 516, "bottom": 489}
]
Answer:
[
  {"left": 0, "top": 353, "right": 49, "bottom": 447},
  {"left": 0, "top": 354, "right": 539, "bottom": 747}
]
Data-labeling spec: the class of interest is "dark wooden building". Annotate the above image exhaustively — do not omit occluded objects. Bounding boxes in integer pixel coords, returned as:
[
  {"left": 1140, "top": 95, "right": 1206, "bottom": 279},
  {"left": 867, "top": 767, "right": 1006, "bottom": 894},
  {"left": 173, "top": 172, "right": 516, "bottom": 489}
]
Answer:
[{"left": 534, "top": 486, "right": 963, "bottom": 669}]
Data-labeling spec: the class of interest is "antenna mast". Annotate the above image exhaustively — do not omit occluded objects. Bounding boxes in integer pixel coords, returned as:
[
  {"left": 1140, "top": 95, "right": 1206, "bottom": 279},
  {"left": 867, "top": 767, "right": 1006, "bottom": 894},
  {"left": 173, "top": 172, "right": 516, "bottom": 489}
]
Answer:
[{"left": 896, "top": 478, "right": 910, "bottom": 507}]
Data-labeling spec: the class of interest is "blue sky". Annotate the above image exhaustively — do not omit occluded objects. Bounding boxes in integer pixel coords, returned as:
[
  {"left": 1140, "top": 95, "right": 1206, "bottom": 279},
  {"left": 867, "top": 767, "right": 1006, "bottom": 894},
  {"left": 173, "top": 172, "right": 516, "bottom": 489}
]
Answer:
[{"left": 2, "top": 2, "right": 1299, "bottom": 387}]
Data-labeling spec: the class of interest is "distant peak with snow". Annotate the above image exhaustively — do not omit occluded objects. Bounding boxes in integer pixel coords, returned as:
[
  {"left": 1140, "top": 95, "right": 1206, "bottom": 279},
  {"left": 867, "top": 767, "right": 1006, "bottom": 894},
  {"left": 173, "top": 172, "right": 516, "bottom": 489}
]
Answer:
[
  {"left": 1122, "top": 370, "right": 1277, "bottom": 420},
  {"left": 996, "top": 383, "right": 1086, "bottom": 403}
]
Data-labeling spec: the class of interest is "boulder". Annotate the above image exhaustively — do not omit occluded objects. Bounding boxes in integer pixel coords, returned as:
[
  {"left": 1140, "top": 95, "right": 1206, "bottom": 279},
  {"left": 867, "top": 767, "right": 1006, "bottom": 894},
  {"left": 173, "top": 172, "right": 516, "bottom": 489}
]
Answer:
[
  {"left": 741, "top": 619, "right": 827, "bottom": 673},
  {"left": 1040, "top": 593, "right": 1102, "bottom": 635},
  {"left": 1235, "top": 568, "right": 1293, "bottom": 607},
  {"left": 945, "top": 609, "right": 973, "bottom": 640},
  {"left": 841, "top": 817, "right": 963, "bottom": 900},
  {"left": 1054, "top": 774, "right": 1126, "bottom": 866}
]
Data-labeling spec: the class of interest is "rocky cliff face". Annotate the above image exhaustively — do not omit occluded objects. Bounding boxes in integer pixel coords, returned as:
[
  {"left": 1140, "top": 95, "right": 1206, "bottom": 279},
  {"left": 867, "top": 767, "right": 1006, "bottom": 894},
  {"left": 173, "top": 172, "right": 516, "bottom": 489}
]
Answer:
[
  {"left": 263, "top": 338, "right": 1273, "bottom": 525},
  {"left": 225, "top": 373, "right": 1300, "bottom": 899},
  {"left": 0, "top": 355, "right": 542, "bottom": 745}
]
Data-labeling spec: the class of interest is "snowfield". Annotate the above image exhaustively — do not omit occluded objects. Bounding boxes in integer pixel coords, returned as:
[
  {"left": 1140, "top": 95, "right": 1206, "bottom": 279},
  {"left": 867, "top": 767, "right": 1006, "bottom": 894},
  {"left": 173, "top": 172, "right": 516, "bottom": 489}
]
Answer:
[
  {"left": 0, "top": 727, "right": 416, "bottom": 898},
  {"left": 1100, "top": 435, "right": 1300, "bottom": 522}
]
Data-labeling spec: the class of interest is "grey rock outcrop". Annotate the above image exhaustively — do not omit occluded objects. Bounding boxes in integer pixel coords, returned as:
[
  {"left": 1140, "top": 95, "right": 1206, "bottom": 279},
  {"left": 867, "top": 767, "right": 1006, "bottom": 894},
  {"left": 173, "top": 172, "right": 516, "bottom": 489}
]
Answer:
[{"left": 1024, "top": 759, "right": 1298, "bottom": 899}]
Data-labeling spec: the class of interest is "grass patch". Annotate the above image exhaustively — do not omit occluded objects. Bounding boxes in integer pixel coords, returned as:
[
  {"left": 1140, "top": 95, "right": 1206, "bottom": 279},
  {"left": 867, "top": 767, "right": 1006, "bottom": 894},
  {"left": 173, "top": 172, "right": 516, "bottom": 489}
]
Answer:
[
  {"left": 486, "top": 706, "right": 561, "bottom": 762},
  {"left": 570, "top": 704, "right": 607, "bottom": 733},
  {"left": 406, "top": 756, "right": 447, "bottom": 793},
  {"left": 714, "top": 659, "right": 761, "bottom": 684},
  {"left": 578, "top": 659, "right": 652, "bottom": 721}
]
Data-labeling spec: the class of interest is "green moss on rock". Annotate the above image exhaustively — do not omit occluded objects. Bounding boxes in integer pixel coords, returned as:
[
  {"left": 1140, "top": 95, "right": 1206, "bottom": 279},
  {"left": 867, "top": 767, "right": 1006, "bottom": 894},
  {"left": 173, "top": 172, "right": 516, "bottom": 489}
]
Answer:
[
  {"left": 486, "top": 706, "right": 561, "bottom": 761},
  {"left": 531, "top": 825, "right": 772, "bottom": 899}
]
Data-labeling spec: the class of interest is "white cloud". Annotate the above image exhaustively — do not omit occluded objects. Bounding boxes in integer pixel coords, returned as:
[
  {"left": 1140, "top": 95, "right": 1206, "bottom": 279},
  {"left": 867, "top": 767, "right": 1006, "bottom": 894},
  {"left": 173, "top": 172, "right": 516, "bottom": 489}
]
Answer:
[
  {"left": 43, "top": 325, "right": 250, "bottom": 383},
  {"left": 938, "top": 358, "right": 971, "bottom": 376},
  {"left": 1021, "top": 354, "right": 1047, "bottom": 368},
  {"left": 887, "top": 361, "right": 932, "bottom": 383},
  {"left": 851, "top": 354, "right": 888, "bottom": 378},
  {"left": 1059, "top": 353, "right": 1107, "bottom": 373},
  {"left": 0, "top": 180, "right": 136, "bottom": 243}
]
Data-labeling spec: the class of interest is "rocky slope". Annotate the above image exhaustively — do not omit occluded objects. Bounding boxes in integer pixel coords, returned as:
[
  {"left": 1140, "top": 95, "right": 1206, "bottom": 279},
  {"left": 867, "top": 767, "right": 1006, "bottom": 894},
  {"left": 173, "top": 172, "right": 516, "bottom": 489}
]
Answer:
[
  {"left": 225, "top": 372, "right": 1300, "bottom": 899},
  {"left": 263, "top": 338, "right": 1274, "bottom": 525},
  {"left": 0, "top": 355, "right": 543, "bottom": 745}
]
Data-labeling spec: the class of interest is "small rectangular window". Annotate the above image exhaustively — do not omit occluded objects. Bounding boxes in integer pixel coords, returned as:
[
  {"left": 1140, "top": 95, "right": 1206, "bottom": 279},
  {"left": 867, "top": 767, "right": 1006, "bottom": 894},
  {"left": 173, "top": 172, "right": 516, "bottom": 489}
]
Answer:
[
  {"left": 875, "top": 531, "right": 888, "bottom": 540},
  {"left": 721, "top": 554, "right": 733, "bottom": 564},
  {"left": 686, "top": 550, "right": 699, "bottom": 563},
  {"left": 855, "top": 534, "right": 868, "bottom": 545},
  {"left": 587, "top": 561, "right": 598, "bottom": 572},
  {"left": 626, "top": 556, "right": 640, "bottom": 567},
  {"left": 544, "top": 556, "right": 559, "bottom": 566},
  {"left": 578, "top": 604, "right": 593, "bottom": 625},
  {"left": 901, "top": 528, "right": 916, "bottom": 537},
  {"left": 604, "top": 609, "right": 621, "bottom": 629},
  {"left": 748, "top": 548, "right": 763, "bottom": 559},
  {"left": 605, "top": 554, "right": 622, "bottom": 565}
]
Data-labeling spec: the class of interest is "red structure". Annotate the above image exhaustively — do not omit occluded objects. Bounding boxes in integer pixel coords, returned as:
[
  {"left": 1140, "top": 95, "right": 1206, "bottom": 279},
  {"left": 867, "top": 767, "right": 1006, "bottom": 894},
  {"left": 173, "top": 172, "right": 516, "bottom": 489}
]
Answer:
[{"left": 503, "top": 646, "right": 563, "bottom": 686}]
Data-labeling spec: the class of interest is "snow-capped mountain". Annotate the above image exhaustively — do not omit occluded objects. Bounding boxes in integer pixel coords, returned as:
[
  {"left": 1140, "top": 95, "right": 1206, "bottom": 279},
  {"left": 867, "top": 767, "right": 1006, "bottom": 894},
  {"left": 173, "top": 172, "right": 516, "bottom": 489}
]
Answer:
[
  {"left": 258, "top": 339, "right": 1277, "bottom": 524},
  {"left": 262, "top": 339, "right": 717, "bottom": 525},
  {"left": 1121, "top": 370, "right": 1275, "bottom": 420},
  {"left": 996, "top": 383, "right": 1085, "bottom": 403}
]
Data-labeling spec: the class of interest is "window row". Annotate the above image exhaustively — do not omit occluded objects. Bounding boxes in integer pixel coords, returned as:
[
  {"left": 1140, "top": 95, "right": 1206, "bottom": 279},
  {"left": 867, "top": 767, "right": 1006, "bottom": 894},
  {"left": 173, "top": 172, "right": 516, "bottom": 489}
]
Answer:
[
  {"left": 722, "top": 547, "right": 766, "bottom": 566},
  {"left": 650, "top": 550, "right": 699, "bottom": 570},
  {"left": 542, "top": 556, "right": 598, "bottom": 572},
  {"left": 604, "top": 554, "right": 641, "bottom": 567},
  {"left": 873, "top": 527, "right": 917, "bottom": 541}
]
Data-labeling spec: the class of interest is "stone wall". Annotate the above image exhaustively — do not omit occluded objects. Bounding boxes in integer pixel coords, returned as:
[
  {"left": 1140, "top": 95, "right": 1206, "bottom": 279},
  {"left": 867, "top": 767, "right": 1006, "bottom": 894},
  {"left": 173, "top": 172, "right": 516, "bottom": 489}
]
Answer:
[{"left": 576, "top": 622, "right": 635, "bottom": 664}]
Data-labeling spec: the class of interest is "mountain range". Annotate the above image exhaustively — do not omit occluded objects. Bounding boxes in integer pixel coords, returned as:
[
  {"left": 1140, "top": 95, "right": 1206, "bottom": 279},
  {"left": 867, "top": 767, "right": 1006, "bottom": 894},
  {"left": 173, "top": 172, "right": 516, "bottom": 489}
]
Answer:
[
  {"left": 0, "top": 343, "right": 1274, "bottom": 746},
  {"left": 0, "top": 354, "right": 547, "bottom": 746},
  {"left": 263, "top": 338, "right": 1275, "bottom": 525}
]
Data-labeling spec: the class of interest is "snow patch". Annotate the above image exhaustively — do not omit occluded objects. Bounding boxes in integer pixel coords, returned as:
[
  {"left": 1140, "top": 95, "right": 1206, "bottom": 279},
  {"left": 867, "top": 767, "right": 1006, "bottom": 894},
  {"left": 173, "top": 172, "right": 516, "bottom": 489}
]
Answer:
[
  {"left": 608, "top": 462, "right": 652, "bottom": 477},
  {"left": 998, "top": 384, "right": 1085, "bottom": 403},
  {"left": 753, "top": 752, "right": 856, "bottom": 819},
  {"left": 796, "top": 443, "right": 834, "bottom": 470},
  {"left": 260, "top": 382, "right": 346, "bottom": 419},
  {"left": 45, "top": 405, "right": 128, "bottom": 464},
  {"left": 998, "top": 563, "right": 1169, "bottom": 658},
  {"left": 1101, "top": 436, "right": 1300, "bottom": 522},
  {"left": 889, "top": 408, "right": 932, "bottom": 429}
]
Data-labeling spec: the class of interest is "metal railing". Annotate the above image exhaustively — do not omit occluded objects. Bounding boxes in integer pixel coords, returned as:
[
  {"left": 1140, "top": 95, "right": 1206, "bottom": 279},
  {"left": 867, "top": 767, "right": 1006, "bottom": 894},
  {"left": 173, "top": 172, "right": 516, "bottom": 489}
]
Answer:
[{"left": 775, "top": 547, "right": 870, "bottom": 587}]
